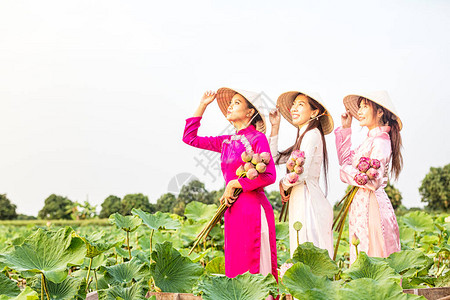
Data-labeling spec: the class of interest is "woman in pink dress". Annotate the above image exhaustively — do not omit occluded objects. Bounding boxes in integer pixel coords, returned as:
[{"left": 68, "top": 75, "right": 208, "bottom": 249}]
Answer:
[
  {"left": 335, "top": 91, "right": 402, "bottom": 263},
  {"left": 182, "top": 88, "right": 278, "bottom": 282}
]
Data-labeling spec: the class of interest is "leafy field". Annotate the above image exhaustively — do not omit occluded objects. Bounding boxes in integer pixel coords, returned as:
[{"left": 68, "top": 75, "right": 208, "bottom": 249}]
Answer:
[{"left": 0, "top": 202, "right": 449, "bottom": 299}]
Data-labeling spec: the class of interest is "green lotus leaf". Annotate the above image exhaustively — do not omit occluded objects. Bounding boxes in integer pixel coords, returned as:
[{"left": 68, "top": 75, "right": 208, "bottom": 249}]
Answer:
[
  {"left": 385, "top": 250, "right": 433, "bottom": 275},
  {"left": 338, "top": 278, "right": 425, "bottom": 299},
  {"left": 342, "top": 252, "right": 400, "bottom": 284},
  {"left": 435, "top": 270, "right": 450, "bottom": 287},
  {"left": 401, "top": 211, "right": 434, "bottom": 233},
  {"left": 275, "top": 223, "right": 289, "bottom": 248},
  {"left": 179, "top": 223, "right": 205, "bottom": 245},
  {"left": 104, "top": 259, "right": 149, "bottom": 285},
  {"left": 184, "top": 201, "right": 218, "bottom": 223},
  {"left": 0, "top": 286, "right": 39, "bottom": 300},
  {"left": 139, "top": 231, "right": 184, "bottom": 251},
  {"left": 78, "top": 234, "right": 122, "bottom": 259},
  {"left": 408, "top": 276, "right": 436, "bottom": 287},
  {"left": 132, "top": 209, "right": 181, "bottom": 231},
  {"left": 419, "top": 235, "right": 439, "bottom": 246},
  {"left": 30, "top": 275, "right": 84, "bottom": 300},
  {"left": 0, "top": 273, "right": 20, "bottom": 297},
  {"left": 109, "top": 213, "right": 142, "bottom": 232},
  {"left": 291, "top": 242, "right": 338, "bottom": 278},
  {"left": 195, "top": 272, "right": 278, "bottom": 300},
  {"left": 98, "top": 281, "right": 146, "bottom": 300},
  {"left": 179, "top": 248, "right": 210, "bottom": 263},
  {"left": 282, "top": 262, "right": 338, "bottom": 300},
  {"left": 205, "top": 256, "right": 225, "bottom": 275},
  {"left": 150, "top": 241, "right": 204, "bottom": 293},
  {"left": 399, "top": 227, "right": 416, "bottom": 245},
  {"left": 0, "top": 227, "right": 86, "bottom": 283}
]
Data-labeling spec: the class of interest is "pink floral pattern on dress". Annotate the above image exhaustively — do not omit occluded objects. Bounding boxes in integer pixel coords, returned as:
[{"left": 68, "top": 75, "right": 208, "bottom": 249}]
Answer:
[{"left": 335, "top": 126, "right": 400, "bottom": 263}]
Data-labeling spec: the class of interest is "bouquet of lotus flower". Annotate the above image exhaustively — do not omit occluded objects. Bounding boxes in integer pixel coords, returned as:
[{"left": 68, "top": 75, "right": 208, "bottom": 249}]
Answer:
[
  {"left": 332, "top": 156, "right": 381, "bottom": 260},
  {"left": 279, "top": 150, "right": 306, "bottom": 222},
  {"left": 188, "top": 150, "right": 271, "bottom": 255}
]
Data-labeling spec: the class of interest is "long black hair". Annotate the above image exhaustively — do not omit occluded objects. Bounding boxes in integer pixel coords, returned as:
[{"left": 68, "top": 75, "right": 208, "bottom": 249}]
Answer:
[{"left": 276, "top": 94, "right": 329, "bottom": 194}]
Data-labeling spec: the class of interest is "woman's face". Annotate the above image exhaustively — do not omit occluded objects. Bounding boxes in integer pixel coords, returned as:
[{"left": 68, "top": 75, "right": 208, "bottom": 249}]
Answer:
[
  {"left": 357, "top": 99, "right": 380, "bottom": 130},
  {"left": 290, "top": 94, "right": 318, "bottom": 127},
  {"left": 226, "top": 94, "right": 253, "bottom": 122}
]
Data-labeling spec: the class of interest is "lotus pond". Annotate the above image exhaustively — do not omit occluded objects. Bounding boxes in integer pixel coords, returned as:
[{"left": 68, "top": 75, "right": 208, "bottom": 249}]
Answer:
[{"left": 0, "top": 202, "right": 449, "bottom": 299}]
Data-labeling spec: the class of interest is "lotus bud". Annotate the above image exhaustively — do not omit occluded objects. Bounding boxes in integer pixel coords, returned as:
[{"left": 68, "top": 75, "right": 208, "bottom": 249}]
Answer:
[
  {"left": 286, "top": 172, "right": 299, "bottom": 184},
  {"left": 366, "top": 168, "right": 379, "bottom": 180},
  {"left": 241, "top": 151, "right": 253, "bottom": 162},
  {"left": 244, "top": 162, "right": 254, "bottom": 172},
  {"left": 296, "top": 157, "right": 305, "bottom": 166},
  {"left": 286, "top": 160, "right": 296, "bottom": 172},
  {"left": 236, "top": 165, "right": 245, "bottom": 177},
  {"left": 246, "top": 168, "right": 259, "bottom": 180},
  {"left": 354, "top": 173, "right": 369, "bottom": 185},
  {"left": 255, "top": 162, "right": 267, "bottom": 173},
  {"left": 359, "top": 156, "right": 370, "bottom": 162},
  {"left": 357, "top": 160, "right": 370, "bottom": 173},
  {"left": 370, "top": 158, "right": 381, "bottom": 169},
  {"left": 351, "top": 233, "right": 360, "bottom": 246},
  {"left": 251, "top": 153, "right": 262, "bottom": 165},
  {"left": 292, "top": 150, "right": 305, "bottom": 160},
  {"left": 260, "top": 152, "right": 271, "bottom": 164},
  {"left": 294, "top": 165, "right": 304, "bottom": 175}
]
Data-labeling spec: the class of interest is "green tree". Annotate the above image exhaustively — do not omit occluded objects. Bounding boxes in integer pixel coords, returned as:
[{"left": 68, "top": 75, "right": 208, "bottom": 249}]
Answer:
[
  {"left": 419, "top": 164, "right": 450, "bottom": 211},
  {"left": 385, "top": 182, "right": 402, "bottom": 210},
  {"left": 120, "top": 193, "right": 155, "bottom": 215},
  {"left": 177, "top": 180, "right": 214, "bottom": 206},
  {"left": 0, "top": 194, "right": 18, "bottom": 220},
  {"left": 99, "top": 195, "right": 122, "bottom": 218},
  {"left": 38, "top": 194, "right": 73, "bottom": 220},
  {"left": 266, "top": 190, "right": 282, "bottom": 213},
  {"left": 155, "top": 193, "right": 177, "bottom": 213},
  {"left": 69, "top": 200, "right": 97, "bottom": 220}
]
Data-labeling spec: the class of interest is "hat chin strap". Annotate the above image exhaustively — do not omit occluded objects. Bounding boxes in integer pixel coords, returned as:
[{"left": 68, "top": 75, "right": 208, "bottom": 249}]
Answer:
[{"left": 231, "top": 112, "right": 260, "bottom": 132}]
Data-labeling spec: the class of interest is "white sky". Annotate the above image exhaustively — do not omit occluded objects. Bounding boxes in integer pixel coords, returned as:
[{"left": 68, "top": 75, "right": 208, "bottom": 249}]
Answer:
[{"left": 0, "top": 0, "right": 449, "bottom": 216}]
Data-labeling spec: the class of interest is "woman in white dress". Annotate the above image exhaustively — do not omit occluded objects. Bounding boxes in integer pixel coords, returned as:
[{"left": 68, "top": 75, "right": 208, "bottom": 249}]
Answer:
[{"left": 269, "top": 91, "right": 334, "bottom": 257}]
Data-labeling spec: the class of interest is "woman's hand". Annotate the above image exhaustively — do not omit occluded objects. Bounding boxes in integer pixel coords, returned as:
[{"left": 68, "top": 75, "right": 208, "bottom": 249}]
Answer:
[
  {"left": 200, "top": 90, "right": 216, "bottom": 106},
  {"left": 220, "top": 180, "right": 240, "bottom": 207},
  {"left": 279, "top": 180, "right": 290, "bottom": 203},
  {"left": 341, "top": 109, "right": 353, "bottom": 129},
  {"left": 269, "top": 107, "right": 281, "bottom": 137},
  {"left": 194, "top": 90, "right": 216, "bottom": 117}
]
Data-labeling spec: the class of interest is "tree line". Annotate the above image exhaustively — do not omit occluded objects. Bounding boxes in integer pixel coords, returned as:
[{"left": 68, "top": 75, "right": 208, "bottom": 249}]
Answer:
[{"left": 0, "top": 164, "right": 448, "bottom": 220}]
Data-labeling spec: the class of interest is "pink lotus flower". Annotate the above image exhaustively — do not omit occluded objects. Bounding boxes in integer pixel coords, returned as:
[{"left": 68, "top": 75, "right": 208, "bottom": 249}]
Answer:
[
  {"left": 357, "top": 160, "right": 370, "bottom": 173},
  {"left": 279, "top": 262, "right": 294, "bottom": 279},
  {"left": 255, "top": 162, "right": 267, "bottom": 173},
  {"left": 354, "top": 173, "right": 369, "bottom": 185},
  {"left": 246, "top": 168, "right": 259, "bottom": 180},
  {"left": 241, "top": 151, "right": 253, "bottom": 162},
  {"left": 292, "top": 150, "right": 305, "bottom": 160},
  {"left": 286, "top": 172, "right": 299, "bottom": 184},
  {"left": 286, "top": 159, "right": 296, "bottom": 172},
  {"left": 294, "top": 165, "right": 304, "bottom": 175},
  {"left": 366, "top": 168, "right": 379, "bottom": 180},
  {"left": 236, "top": 165, "right": 245, "bottom": 177},
  {"left": 351, "top": 233, "right": 360, "bottom": 246},
  {"left": 359, "top": 156, "right": 370, "bottom": 162},
  {"left": 370, "top": 159, "right": 381, "bottom": 169},
  {"left": 296, "top": 157, "right": 305, "bottom": 166},
  {"left": 260, "top": 152, "right": 271, "bottom": 164},
  {"left": 251, "top": 153, "right": 262, "bottom": 165},
  {"left": 244, "top": 162, "right": 254, "bottom": 171}
]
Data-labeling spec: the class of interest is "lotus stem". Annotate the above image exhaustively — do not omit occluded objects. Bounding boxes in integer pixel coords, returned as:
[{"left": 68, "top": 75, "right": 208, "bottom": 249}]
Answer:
[
  {"left": 333, "top": 186, "right": 358, "bottom": 260},
  {"left": 85, "top": 257, "right": 93, "bottom": 292},
  {"left": 127, "top": 231, "right": 131, "bottom": 260},
  {"left": 149, "top": 229, "right": 154, "bottom": 254},
  {"left": 41, "top": 273, "right": 50, "bottom": 300}
]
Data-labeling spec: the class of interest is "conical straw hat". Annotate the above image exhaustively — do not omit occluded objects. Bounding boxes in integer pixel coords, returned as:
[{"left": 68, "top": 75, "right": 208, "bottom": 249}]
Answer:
[
  {"left": 277, "top": 91, "right": 334, "bottom": 135},
  {"left": 343, "top": 91, "right": 402, "bottom": 130},
  {"left": 216, "top": 87, "right": 266, "bottom": 134}
]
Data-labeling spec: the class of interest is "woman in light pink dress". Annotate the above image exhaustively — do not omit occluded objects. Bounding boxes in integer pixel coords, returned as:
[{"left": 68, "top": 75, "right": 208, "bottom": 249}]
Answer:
[
  {"left": 335, "top": 91, "right": 402, "bottom": 263},
  {"left": 182, "top": 88, "right": 278, "bottom": 283}
]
